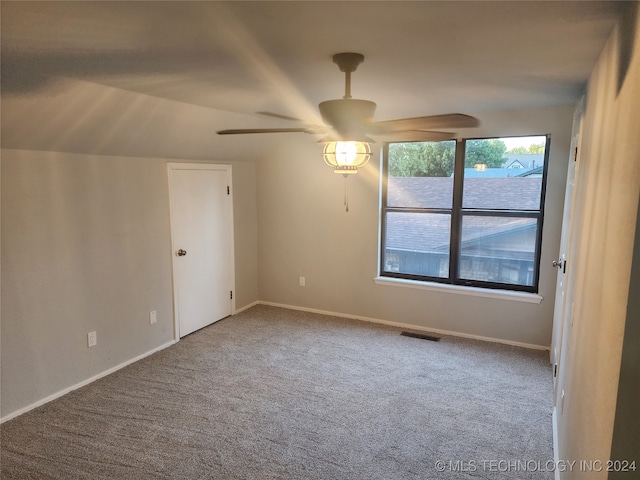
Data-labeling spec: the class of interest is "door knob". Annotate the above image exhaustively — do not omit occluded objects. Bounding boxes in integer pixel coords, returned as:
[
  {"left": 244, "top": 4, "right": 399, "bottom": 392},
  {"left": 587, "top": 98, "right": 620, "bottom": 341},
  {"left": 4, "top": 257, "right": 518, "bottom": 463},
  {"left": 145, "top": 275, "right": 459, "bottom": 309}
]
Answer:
[
  {"left": 552, "top": 258, "right": 566, "bottom": 273},
  {"left": 177, "top": 249, "right": 187, "bottom": 257}
]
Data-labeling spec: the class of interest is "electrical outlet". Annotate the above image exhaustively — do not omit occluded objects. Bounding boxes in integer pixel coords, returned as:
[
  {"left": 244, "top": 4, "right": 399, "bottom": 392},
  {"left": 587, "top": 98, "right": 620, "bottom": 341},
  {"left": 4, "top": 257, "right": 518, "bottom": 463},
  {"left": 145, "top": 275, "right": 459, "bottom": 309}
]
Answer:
[
  {"left": 87, "top": 331, "right": 97, "bottom": 348},
  {"left": 149, "top": 310, "right": 157, "bottom": 325},
  {"left": 299, "top": 276, "right": 306, "bottom": 287}
]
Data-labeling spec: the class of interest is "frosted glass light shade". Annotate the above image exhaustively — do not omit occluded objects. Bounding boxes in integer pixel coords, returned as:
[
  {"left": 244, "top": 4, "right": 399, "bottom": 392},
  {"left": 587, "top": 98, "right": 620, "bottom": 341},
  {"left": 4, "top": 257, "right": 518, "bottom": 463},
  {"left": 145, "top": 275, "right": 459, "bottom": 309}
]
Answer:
[{"left": 322, "top": 141, "right": 372, "bottom": 175}]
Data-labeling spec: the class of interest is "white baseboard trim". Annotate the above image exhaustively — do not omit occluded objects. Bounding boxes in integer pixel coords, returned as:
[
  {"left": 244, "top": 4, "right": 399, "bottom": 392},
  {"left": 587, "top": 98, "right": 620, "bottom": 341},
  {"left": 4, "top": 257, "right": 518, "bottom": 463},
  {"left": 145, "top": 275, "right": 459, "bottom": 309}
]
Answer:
[
  {"left": 233, "top": 300, "right": 259, "bottom": 315},
  {"left": 258, "top": 301, "right": 550, "bottom": 351},
  {"left": 1, "top": 339, "right": 177, "bottom": 424},
  {"left": 552, "top": 408, "right": 561, "bottom": 480}
]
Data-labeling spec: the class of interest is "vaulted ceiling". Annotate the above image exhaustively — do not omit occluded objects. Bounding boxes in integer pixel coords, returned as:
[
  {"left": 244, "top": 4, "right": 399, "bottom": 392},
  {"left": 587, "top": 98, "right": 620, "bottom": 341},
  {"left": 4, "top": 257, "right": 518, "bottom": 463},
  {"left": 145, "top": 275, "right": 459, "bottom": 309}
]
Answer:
[{"left": 1, "top": 1, "right": 623, "bottom": 160}]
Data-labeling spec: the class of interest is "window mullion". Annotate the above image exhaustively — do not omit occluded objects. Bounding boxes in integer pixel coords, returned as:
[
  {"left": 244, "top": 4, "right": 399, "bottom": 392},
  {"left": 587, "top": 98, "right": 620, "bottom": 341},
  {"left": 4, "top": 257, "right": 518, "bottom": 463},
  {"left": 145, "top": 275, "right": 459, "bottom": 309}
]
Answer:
[
  {"left": 459, "top": 209, "right": 540, "bottom": 218},
  {"left": 385, "top": 207, "right": 452, "bottom": 215},
  {"left": 449, "top": 138, "right": 466, "bottom": 282}
]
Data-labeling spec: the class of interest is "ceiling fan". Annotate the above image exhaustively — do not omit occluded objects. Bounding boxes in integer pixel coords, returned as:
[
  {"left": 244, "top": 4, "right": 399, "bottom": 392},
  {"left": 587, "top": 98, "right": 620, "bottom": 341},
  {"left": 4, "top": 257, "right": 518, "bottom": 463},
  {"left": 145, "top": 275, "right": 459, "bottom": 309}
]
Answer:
[{"left": 216, "top": 52, "right": 480, "bottom": 143}]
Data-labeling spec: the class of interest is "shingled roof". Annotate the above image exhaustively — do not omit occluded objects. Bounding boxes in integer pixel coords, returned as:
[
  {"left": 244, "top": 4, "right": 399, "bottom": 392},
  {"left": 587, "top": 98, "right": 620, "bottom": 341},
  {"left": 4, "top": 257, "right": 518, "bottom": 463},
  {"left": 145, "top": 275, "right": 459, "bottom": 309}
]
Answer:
[
  {"left": 387, "top": 176, "right": 542, "bottom": 211},
  {"left": 386, "top": 176, "right": 542, "bottom": 252}
]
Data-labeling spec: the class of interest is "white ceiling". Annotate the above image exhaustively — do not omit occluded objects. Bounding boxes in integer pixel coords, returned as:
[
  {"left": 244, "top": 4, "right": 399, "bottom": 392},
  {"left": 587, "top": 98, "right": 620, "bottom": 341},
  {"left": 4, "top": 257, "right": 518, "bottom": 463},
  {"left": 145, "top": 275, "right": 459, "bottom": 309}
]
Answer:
[{"left": 0, "top": 1, "right": 623, "bottom": 160}]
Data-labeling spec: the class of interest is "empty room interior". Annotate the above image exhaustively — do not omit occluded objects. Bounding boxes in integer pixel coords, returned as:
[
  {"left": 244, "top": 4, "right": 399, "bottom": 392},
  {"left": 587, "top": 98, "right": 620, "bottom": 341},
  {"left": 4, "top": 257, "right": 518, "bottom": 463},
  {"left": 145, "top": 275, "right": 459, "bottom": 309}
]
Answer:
[{"left": 1, "top": 2, "right": 639, "bottom": 479}]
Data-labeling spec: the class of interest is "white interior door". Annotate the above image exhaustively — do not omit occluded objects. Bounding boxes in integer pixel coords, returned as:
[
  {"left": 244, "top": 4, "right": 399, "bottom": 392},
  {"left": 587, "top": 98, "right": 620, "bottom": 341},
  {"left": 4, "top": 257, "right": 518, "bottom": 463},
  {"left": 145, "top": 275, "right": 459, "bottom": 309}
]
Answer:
[
  {"left": 550, "top": 99, "right": 583, "bottom": 402},
  {"left": 168, "top": 163, "right": 234, "bottom": 338}
]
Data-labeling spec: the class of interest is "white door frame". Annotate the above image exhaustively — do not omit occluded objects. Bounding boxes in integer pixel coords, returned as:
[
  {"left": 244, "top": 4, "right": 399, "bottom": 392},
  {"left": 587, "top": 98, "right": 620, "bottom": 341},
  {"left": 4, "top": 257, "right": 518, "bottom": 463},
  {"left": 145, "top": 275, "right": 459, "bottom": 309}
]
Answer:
[{"left": 167, "top": 162, "right": 235, "bottom": 341}]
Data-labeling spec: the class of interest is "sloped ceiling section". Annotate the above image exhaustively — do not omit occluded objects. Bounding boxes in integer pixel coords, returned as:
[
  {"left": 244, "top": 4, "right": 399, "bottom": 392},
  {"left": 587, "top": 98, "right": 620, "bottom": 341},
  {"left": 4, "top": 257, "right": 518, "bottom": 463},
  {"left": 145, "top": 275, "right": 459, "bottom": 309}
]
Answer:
[{"left": 1, "top": 1, "right": 621, "bottom": 160}]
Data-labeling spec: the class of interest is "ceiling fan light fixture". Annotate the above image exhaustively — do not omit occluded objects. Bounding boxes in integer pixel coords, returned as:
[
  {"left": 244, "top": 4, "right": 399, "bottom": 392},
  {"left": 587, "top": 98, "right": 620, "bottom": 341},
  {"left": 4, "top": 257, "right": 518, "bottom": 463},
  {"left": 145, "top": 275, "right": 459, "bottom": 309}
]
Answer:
[{"left": 322, "top": 140, "right": 372, "bottom": 175}]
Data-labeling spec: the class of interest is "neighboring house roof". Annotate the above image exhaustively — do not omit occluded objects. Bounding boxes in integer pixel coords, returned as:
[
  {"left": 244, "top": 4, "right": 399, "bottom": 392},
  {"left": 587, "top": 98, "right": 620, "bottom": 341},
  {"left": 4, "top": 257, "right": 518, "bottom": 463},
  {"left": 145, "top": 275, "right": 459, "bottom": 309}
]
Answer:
[
  {"left": 463, "top": 178, "right": 541, "bottom": 209},
  {"left": 386, "top": 176, "right": 542, "bottom": 252},
  {"left": 388, "top": 176, "right": 542, "bottom": 211},
  {"left": 385, "top": 211, "right": 536, "bottom": 253},
  {"left": 516, "top": 166, "right": 544, "bottom": 177},
  {"left": 388, "top": 177, "right": 453, "bottom": 209},
  {"left": 385, "top": 211, "right": 451, "bottom": 252}
]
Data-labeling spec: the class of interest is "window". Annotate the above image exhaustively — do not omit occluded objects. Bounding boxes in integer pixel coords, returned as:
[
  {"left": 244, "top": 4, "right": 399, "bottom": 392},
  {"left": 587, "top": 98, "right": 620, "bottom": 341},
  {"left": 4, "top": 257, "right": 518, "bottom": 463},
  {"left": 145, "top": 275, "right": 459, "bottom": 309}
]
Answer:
[{"left": 380, "top": 135, "right": 549, "bottom": 293}]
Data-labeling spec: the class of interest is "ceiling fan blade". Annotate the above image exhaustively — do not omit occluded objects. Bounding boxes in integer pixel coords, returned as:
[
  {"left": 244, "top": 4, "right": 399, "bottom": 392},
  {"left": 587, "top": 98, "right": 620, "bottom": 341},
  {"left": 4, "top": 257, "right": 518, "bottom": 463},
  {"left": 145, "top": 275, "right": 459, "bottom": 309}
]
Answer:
[
  {"left": 256, "top": 111, "right": 304, "bottom": 122},
  {"left": 217, "top": 128, "right": 313, "bottom": 135},
  {"left": 373, "top": 130, "right": 456, "bottom": 142},
  {"left": 370, "top": 114, "right": 480, "bottom": 132}
]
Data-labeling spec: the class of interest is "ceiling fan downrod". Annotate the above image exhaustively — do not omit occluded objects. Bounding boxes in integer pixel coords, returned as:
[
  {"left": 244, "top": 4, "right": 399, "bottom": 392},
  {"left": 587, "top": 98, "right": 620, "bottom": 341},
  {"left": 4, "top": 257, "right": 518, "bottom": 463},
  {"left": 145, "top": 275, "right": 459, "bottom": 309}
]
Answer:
[{"left": 332, "top": 52, "right": 364, "bottom": 100}]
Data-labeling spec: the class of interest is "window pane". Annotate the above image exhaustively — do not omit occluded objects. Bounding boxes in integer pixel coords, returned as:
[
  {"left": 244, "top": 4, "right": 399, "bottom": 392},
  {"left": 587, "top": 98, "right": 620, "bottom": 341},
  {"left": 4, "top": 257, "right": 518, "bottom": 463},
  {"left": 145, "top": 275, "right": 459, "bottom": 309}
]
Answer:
[
  {"left": 459, "top": 216, "right": 538, "bottom": 286},
  {"left": 387, "top": 141, "right": 456, "bottom": 209},
  {"left": 384, "top": 212, "right": 450, "bottom": 277},
  {"left": 463, "top": 136, "right": 546, "bottom": 210}
]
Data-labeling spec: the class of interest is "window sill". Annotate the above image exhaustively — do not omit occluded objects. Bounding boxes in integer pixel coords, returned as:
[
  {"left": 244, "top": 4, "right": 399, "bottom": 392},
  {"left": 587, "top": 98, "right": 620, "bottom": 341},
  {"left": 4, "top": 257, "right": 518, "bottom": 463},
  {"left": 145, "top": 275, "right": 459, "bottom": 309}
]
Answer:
[{"left": 373, "top": 277, "right": 543, "bottom": 304}]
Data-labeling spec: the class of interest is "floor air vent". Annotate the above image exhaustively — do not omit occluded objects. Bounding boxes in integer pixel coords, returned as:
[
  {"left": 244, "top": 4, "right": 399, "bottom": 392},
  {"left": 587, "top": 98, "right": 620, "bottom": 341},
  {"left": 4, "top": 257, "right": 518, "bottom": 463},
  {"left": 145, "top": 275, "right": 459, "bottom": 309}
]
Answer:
[{"left": 400, "top": 331, "right": 441, "bottom": 342}]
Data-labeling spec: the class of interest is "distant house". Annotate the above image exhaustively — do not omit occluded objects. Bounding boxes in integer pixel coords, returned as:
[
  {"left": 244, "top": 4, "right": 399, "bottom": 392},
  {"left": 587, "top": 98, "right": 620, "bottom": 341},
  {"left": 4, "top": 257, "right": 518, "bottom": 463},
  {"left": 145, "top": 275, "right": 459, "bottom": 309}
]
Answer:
[
  {"left": 502, "top": 153, "right": 544, "bottom": 169},
  {"left": 460, "top": 154, "right": 546, "bottom": 179},
  {"left": 505, "top": 159, "right": 525, "bottom": 169}
]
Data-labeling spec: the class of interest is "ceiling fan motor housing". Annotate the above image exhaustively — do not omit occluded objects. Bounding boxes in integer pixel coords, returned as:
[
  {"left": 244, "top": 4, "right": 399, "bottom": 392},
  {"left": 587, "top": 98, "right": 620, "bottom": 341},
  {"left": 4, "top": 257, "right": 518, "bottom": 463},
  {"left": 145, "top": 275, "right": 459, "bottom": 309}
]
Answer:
[{"left": 319, "top": 99, "right": 377, "bottom": 141}]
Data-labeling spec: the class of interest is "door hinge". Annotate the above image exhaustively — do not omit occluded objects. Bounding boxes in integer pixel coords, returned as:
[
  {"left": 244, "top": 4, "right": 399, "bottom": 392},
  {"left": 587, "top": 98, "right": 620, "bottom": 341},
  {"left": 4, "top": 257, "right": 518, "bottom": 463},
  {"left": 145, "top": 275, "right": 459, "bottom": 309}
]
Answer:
[
  {"left": 574, "top": 147, "right": 578, "bottom": 162},
  {"left": 230, "top": 290, "right": 233, "bottom": 300},
  {"left": 227, "top": 185, "right": 230, "bottom": 195},
  {"left": 554, "top": 364, "right": 558, "bottom": 377}
]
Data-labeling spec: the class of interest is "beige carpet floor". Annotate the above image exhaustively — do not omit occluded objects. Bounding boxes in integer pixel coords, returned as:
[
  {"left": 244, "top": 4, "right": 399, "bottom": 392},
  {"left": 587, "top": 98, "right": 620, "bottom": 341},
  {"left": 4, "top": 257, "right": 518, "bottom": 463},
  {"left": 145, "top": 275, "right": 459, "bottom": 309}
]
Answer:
[{"left": 1, "top": 305, "right": 554, "bottom": 479}]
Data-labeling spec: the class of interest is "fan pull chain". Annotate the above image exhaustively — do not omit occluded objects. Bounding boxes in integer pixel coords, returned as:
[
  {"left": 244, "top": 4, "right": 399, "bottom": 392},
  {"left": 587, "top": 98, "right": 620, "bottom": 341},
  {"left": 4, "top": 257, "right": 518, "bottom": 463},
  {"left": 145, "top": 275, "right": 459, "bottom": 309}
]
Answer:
[{"left": 344, "top": 174, "right": 349, "bottom": 212}]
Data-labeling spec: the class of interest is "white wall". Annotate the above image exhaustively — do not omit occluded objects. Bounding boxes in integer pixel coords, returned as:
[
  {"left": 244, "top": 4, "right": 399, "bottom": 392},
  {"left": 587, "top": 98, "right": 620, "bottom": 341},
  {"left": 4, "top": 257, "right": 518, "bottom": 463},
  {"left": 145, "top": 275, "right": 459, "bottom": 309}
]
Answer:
[
  {"left": 554, "top": 5, "right": 640, "bottom": 478},
  {"left": 256, "top": 105, "right": 574, "bottom": 348},
  {"left": 0, "top": 44, "right": 267, "bottom": 421},
  {"left": 1, "top": 149, "right": 258, "bottom": 419},
  {"left": 609, "top": 195, "right": 640, "bottom": 478}
]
